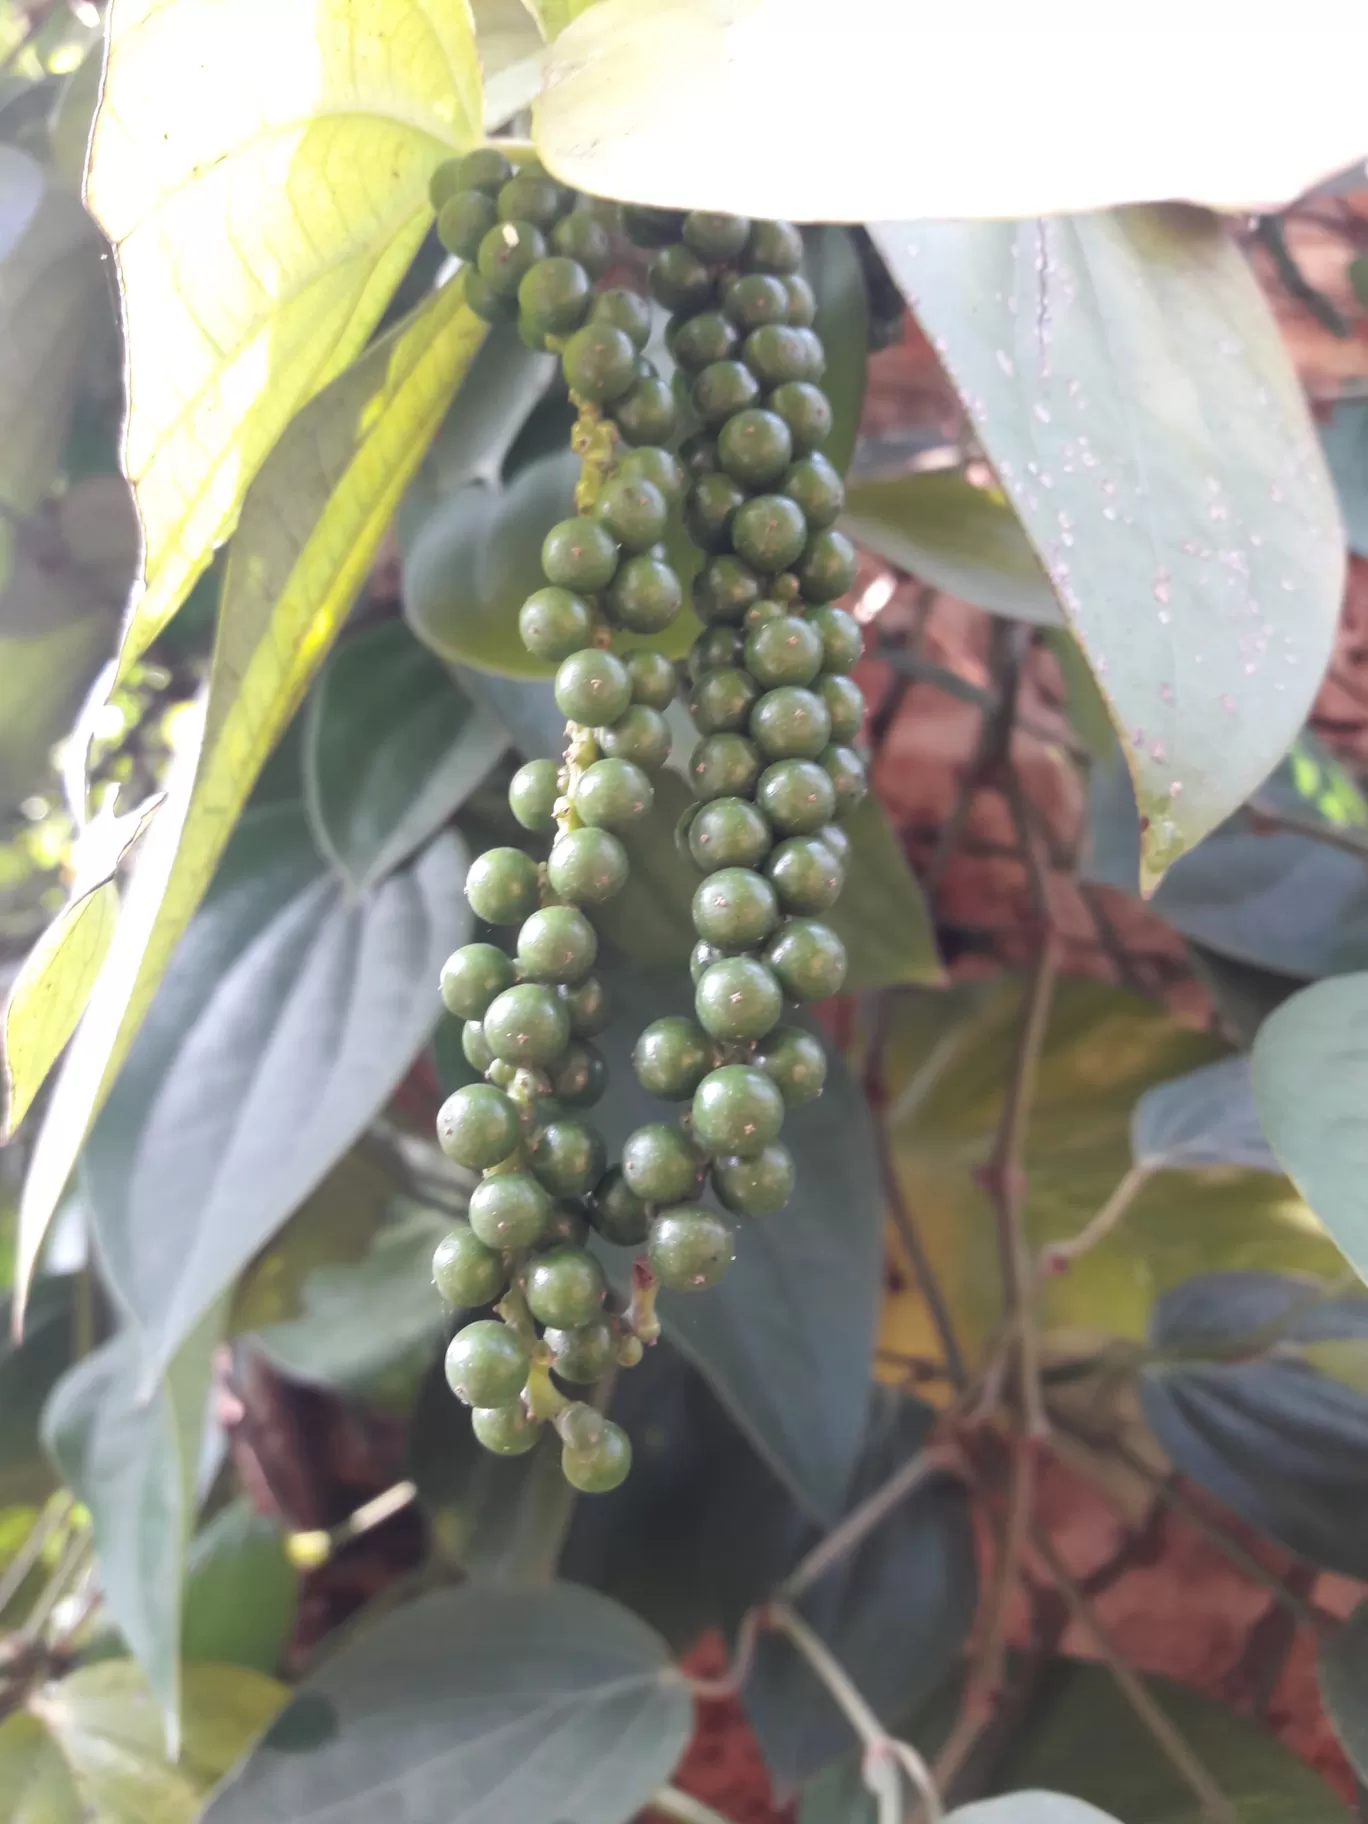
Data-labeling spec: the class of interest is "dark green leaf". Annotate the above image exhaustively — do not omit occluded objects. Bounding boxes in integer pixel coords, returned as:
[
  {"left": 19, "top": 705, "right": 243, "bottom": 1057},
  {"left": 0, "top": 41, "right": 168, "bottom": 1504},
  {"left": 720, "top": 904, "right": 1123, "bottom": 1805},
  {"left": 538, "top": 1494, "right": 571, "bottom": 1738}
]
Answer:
[
  {"left": 805, "top": 226, "right": 867, "bottom": 476},
  {"left": 742, "top": 1389, "right": 976, "bottom": 1793},
  {"left": 591, "top": 966, "right": 884, "bottom": 1520},
  {"left": 81, "top": 804, "right": 471, "bottom": 1381},
  {"left": 875, "top": 210, "right": 1343, "bottom": 886},
  {"left": 303, "top": 621, "right": 504, "bottom": 890},
  {"left": 829, "top": 797, "right": 942, "bottom": 990},
  {"left": 841, "top": 470, "right": 1060, "bottom": 627},
  {"left": 1139, "top": 1271, "right": 1368, "bottom": 1576},
  {"left": 1185, "top": 944, "right": 1306, "bottom": 1049},
  {"left": 204, "top": 1584, "right": 692, "bottom": 1824},
  {"left": 0, "top": 1276, "right": 71, "bottom": 1508},
  {"left": 1253, "top": 973, "right": 1368, "bottom": 1281},
  {"left": 1318, "top": 1601, "right": 1368, "bottom": 1785},
  {"left": 41, "top": 1314, "right": 223, "bottom": 1743},
  {"left": 1131, "top": 1056, "right": 1278, "bottom": 1173},
  {"left": 182, "top": 1498, "right": 299, "bottom": 1675},
  {"left": 1320, "top": 401, "right": 1368, "bottom": 560}
]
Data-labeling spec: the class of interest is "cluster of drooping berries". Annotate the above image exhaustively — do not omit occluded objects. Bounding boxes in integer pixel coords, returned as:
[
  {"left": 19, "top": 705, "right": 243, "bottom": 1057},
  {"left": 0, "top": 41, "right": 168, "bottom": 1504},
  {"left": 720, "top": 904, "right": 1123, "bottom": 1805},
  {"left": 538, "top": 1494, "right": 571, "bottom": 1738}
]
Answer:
[{"left": 423, "top": 149, "right": 867, "bottom": 1493}]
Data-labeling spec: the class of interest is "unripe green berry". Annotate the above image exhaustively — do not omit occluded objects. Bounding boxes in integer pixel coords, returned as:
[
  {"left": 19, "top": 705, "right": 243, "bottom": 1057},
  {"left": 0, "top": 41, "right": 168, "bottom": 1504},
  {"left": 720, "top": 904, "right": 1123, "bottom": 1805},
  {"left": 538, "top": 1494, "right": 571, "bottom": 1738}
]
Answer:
[
  {"left": 719, "top": 409, "right": 793, "bottom": 488},
  {"left": 438, "top": 1083, "right": 520, "bottom": 1168},
  {"left": 440, "top": 943, "right": 516, "bottom": 1020},
  {"left": 464, "top": 270, "right": 516, "bottom": 323},
  {"left": 713, "top": 1144, "right": 796, "bottom": 1216},
  {"left": 519, "top": 585, "right": 595, "bottom": 661},
  {"left": 518, "top": 905, "right": 598, "bottom": 984},
  {"left": 649, "top": 1206, "right": 735, "bottom": 1290},
  {"left": 797, "top": 527, "right": 858, "bottom": 603},
  {"left": 443, "top": 146, "right": 512, "bottom": 198},
  {"left": 689, "top": 733, "right": 762, "bottom": 802},
  {"left": 518, "top": 255, "right": 591, "bottom": 334},
  {"left": 686, "top": 471, "right": 745, "bottom": 550},
  {"left": 573, "top": 757, "right": 653, "bottom": 827},
  {"left": 590, "top": 1166, "right": 651, "bottom": 1246},
  {"left": 766, "top": 834, "right": 844, "bottom": 913},
  {"left": 466, "top": 847, "right": 541, "bottom": 924},
  {"left": 472, "top": 1402, "right": 540, "bottom": 1456},
  {"left": 782, "top": 453, "right": 844, "bottom": 529},
  {"left": 733, "top": 496, "right": 808, "bottom": 573},
  {"left": 692, "top": 867, "right": 779, "bottom": 948},
  {"left": 769, "top": 381, "right": 833, "bottom": 455},
  {"left": 539, "top": 1201, "right": 591, "bottom": 1249},
  {"left": 549, "top": 1040, "right": 607, "bottom": 1108},
  {"left": 555, "top": 649, "right": 632, "bottom": 724},
  {"left": 820, "top": 742, "right": 868, "bottom": 816},
  {"left": 525, "top": 1244, "right": 606, "bottom": 1328},
  {"left": 693, "top": 360, "right": 761, "bottom": 427},
  {"left": 509, "top": 758, "right": 561, "bottom": 834},
  {"left": 612, "top": 374, "right": 677, "bottom": 446},
  {"left": 744, "top": 324, "right": 825, "bottom": 387},
  {"left": 477, "top": 219, "right": 546, "bottom": 295},
  {"left": 751, "top": 686, "right": 831, "bottom": 759},
  {"left": 562, "top": 1420, "right": 632, "bottom": 1492},
  {"left": 438, "top": 190, "right": 496, "bottom": 260},
  {"left": 817, "top": 822, "right": 851, "bottom": 864},
  {"left": 695, "top": 956, "right": 783, "bottom": 1042},
  {"left": 596, "top": 475, "right": 669, "bottom": 551},
  {"left": 590, "top": 287, "right": 651, "bottom": 349},
  {"left": 547, "top": 827, "right": 629, "bottom": 904},
  {"left": 784, "top": 273, "right": 818, "bottom": 326},
  {"left": 673, "top": 311, "right": 738, "bottom": 372},
  {"left": 765, "top": 918, "right": 848, "bottom": 1001},
  {"left": 552, "top": 210, "right": 613, "bottom": 278},
  {"left": 607, "top": 555, "right": 681, "bottom": 635},
  {"left": 810, "top": 605, "right": 862, "bottom": 672},
  {"left": 757, "top": 758, "right": 837, "bottom": 834},
  {"left": 690, "top": 626, "right": 742, "bottom": 677},
  {"left": 542, "top": 516, "right": 619, "bottom": 592},
  {"left": 684, "top": 209, "right": 751, "bottom": 260},
  {"left": 745, "top": 615, "right": 824, "bottom": 688},
  {"left": 617, "top": 446, "right": 685, "bottom": 505},
  {"left": 691, "top": 667, "right": 760, "bottom": 736},
  {"left": 690, "top": 939, "right": 726, "bottom": 984},
  {"left": 688, "top": 797, "right": 772, "bottom": 871},
  {"left": 498, "top": 171, "right": 568, "bottom": 230},
  {"left": 529, "top": 1119, "right": 606, "bottom": 1198},
  {"left": 692, "top": 1064, "right": 785, "bottom": 1156},
  {"left": 469, "top": 1172, "right": 553, "bottom": 1250},
  {"left": 633, "top": 1017, "right": 713, "bottom": 1100},
  {"left": 649, "top": 242, "right": 714, "bottom": 313},
  {"left": 818, "top": 673, "right": 865, "bottom": 743},
  {"left": 625, "top": 648, "right": 679, "bottom": 710},
  {"left": 695, "top": 555, "right": 761, "bottom": 626},
  {"left": 561, "top": 321, "right": 638, "bottom": 403},
  {"left": 755, "top": 1024, "right": 828, "bottom": 1105},
  {"left": 445, "top": 1319, "right": 529, "bottom": 1407},
  {"left": 463, "top": 1018, "right": 495, "bottom": 1072},
  {"left": 598, "top": 704, "right": 671, "bottom": 769},
  {"left": 622, "top": 1122, "right": 705, "bottom": 1204},
  {"left": 433, "top": 1223, "right": 507, "bottom": 1306},
  {"left": 561, "top": 974, "right": 611, "bottom": 1036},
  {"left": 743, "top": 220, "right": 804, "bottom": 274},
  {"left": 723, "top": 272, "right": 790, "bottom": 330},
  {"left": 545, "top": 1319, "right": 618, "bottom": 1384},
  {"left": 483, "top": 982, "right": 572, "bottom": 1065}
]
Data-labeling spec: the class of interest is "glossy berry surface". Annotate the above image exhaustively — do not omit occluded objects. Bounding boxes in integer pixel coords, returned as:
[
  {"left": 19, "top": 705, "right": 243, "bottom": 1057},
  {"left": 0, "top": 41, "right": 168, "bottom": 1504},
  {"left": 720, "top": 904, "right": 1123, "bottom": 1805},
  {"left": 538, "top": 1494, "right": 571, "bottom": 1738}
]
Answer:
[
  {"left": 713, "top": 1143, "right": 796, "bottom": 1216},
  {"left": 622, "top": 1123, "right": 704, "bottom": 1204},
  {"left": 466, "top": 848, "right": 540, "bottom": 924},
  {"left": 509, "top": 758, "right": 561, "bottom": 833},
  {"left": 590, "top": 1167, "right": 651, "bottom": 1246},
  {"left": 519, "top": 586, "right": 594, "bottom": 660},
  {"left": 529, "top": 1119, "right": 606, "bottom": 1199},
  {"left": 437, "top": 1084, "right": 519, "bottom": 1169},
  {"left": 573, "top": 757, "right": 654, "bottom": 827},
  {"left": 692, "top": 867, "right": 779, "bottom": 948},
  {"left": 633, "top": 1017, "right": 713, "bottom": 1100},
  {"left": 765, "top": 918, "right": 849, "bottom": 1001},
  {"left": 563, "top": 1421, "right": 632, "bottom": 1492},
  {"left": 468, "top": 1172, "right": 552, "bottom": 1250},
  {"left": 648, "top": 1206, "right": 735, "bottom": 1290},
  {"left": 766, "top": 834, "right": 844, "bottom": 913},
  {"left": 555, "top": 650, "right": 632, "bottom": 725},
  {"left": 695, "top": 957, "right": 783, "bottom": 1042},
  {"left": 472, "top": 1404, "right": 540, "bottom": 1456},
  {"left": 542, "top": 517, "right": 619, "bottom": 592},
  {"left": 751, "top": 685, "right": 831, "bottom": 759},
  {"left": 440, "top": 943, "right": 515, "bottom": 1021},
  {"left": 525, "top": 1245, "right": 607, "bottom": 1328},
  {"left": 547, "top": 827, "right": 629, "bottom": 904},
  {"left": 433, "top": 1224, "right": 506, "bottom": 1307},
  {"left": 445, "top": 1320, "right": 529, "bottom": 1407},
  {"left": 545, "top": 1320, "right": 618, "bottom": 1384},
  {"left": 517, "top": 905, "right": 598, "bottom": 984},
  {"left": 483, "top": 983, "right": 572, "bottom": 1066},
  {"left": 688, "top": 796, "right": 772, "bottom": 871}
]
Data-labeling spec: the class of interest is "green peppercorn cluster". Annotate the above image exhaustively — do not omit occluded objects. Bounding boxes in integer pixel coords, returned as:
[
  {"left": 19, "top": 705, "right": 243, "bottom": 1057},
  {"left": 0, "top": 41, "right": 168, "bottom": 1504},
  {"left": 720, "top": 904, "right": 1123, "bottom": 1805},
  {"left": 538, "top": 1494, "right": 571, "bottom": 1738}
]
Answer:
[{"left": 423, "top": 152, "right": 868, "bottom": 1494}]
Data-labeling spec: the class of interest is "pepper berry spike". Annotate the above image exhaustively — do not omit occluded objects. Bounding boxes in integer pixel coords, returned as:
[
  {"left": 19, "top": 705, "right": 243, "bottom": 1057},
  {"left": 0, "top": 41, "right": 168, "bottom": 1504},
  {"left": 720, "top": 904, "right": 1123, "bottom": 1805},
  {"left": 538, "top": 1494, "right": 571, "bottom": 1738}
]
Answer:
[{"left": 426, "top": 157, "right": 868, "bottom": 1492}]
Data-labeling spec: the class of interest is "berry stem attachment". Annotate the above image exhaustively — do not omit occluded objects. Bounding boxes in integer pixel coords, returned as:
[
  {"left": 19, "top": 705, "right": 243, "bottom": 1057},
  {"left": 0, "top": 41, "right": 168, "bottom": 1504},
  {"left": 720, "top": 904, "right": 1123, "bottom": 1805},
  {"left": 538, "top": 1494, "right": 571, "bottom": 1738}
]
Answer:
[
  {"left": 571, "top": 402, "right": 619, "bottom": 512},
  {"left": 626, "top": 1257, "right": 662, "bottom": 1346},
  {"left": 524, "top": 1358, "right": 571, "bottom": 1425}
]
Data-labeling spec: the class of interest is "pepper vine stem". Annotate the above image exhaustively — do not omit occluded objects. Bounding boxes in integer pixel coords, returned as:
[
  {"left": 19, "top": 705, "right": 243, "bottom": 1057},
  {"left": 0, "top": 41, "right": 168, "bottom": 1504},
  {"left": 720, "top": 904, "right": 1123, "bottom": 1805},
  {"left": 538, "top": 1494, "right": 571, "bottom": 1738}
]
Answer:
[{"left": 651, "top": 1787, "right": 736, "bottom": 1824}]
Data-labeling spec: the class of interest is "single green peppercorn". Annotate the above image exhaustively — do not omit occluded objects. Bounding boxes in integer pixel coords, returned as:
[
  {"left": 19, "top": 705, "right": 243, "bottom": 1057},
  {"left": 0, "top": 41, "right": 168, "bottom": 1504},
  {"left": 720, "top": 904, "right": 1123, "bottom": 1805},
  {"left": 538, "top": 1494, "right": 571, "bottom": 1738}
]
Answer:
[
  {"left": 469, "top": 1172, "right": 553, "bottom": 1250},
  {"left": 555, "top": 649, "right": 632, "bottom": 724},
  {"left": 525, "top": 1244, "right": 606, "bottom": 1328},
  {"left": 573, "top": 756, "right": 653, "bottom": 827},
  {"left": 755, "top": 1024, "right": 828, "bottom": 1105},
  {"left": 684, "top": 209, "right": 752, "bottom": 259},
  {"left": 529, "top": 1118, "right": 607, "bottom": 1198},
  {"left": 810, "top": 604, "right": 862, "bottom": 672},
  {"left": 743, "top": 598, "right": 786, "bottom": 631},
  {"left": 649, "top": 1206, "right": 735, "bottom": 1290},
  {"left": 517, "top": 905, "right": 598, "bottom": 984},
  {"left": 625, "top": 648, "right": 679, "bottom": 710},
  {"left": 518, "top": 255, "right": 591, "bottom": 334},
  {"left": 769, "top": 381, "right": 833, "bottom": 454},
  {"left": 690, "top": 626, "right": 743, "bottom": 676},
  {"left": 745, "top": 614, "right": 824, "bottom": 688},
  {"left": 695, "top": 955, "right": 783, "bottom": 1042},
  {"left": 673, "top": 311, "right": 738, "bottom": 372},
  {"left": 820, "top": 742, "right": 869, "bottom": 816},
  {"left": 561, "top": 974, "right": 611, "bottom": 1037},
  {"left": 447, "top": 146, "right": 513, "bottom": 197},
  {"left": 718, "top": 408, "right": 794, "bottom": 488},
  {"left": 649, "top": 242, "right": 714, "bottom": 313},
  {"left": 466, "top": 848, "right": 541, "bottom": 924},
  {"left": 477, "top": 219, "right": 546, "bottom": 295},
  {"left": 611, "top": 373, "right": 677, "bottom": 446},
  {"left": 757, "top": 757, "right": 837, "bottom": 834},
  {"left": 688, "top": 796, "right": 772, "bottom": 871},
  {"left": 440, "top": 943, "right": 516, "bottom": 1020},
  {"left": 596, "top": 475, "right": 669, "bottom": 550},
  {"left": 598, "top": 704, "right": 672, "bottom": 769},
  {"left": 744, "top": 324, "right": 825, "bottom": 386},
  {"left": 545, "top": 1319, "right": 618, "bottom": 1384},
  {"left": 690, "top": 667, "right": 760, "bottom": 736},
  {"left": 681, "top": 433, "right": 720, "bottom": 478},
  {"left": 606, "top": 556, "right": 682, "bottom": 634},
  {"left": 563, "top": 1421, "right": 632, "bottom": 1492},
  {"left": 784, "top": 273, "right": 818, "bottom": 326},
  {"left": 692, "top": 867, "right": 780, "bottom": 948},
  {"left": 723, "top": 272, "right": 790, "bottom": 330},
  {"left": 765, "top": 918, "right": 849, "bottom": 1000},
  {"left": 590, "top": 287, "right": 652, "bottom": 349},
  {"left": 509, "top": 757, "right": 561, "bottom": 833},
  {"left": 552, "top": 210, "right": 613, "bottom": 277},
  {"left": 694, "top": 555, "right": 761, "bottom": 625},
  {"left": 483, "top": 983, "right": 572, "bottom": 1066},
  {"left": 445, "top": 1320, "right": 529, "bottom": 1407},
  {"left": 751, "top": 685, "right": 832, "bottom": 759},
  {"left": 781, "top": 453, "right": 844, "bottom": 528},
  {"left": 561, "top": 321, "right": 638, "bottom": 403},
  {"left": 692, "top": 1064, "right": 785, "bottom": 1156},
  {"left": 590, "top": 1166, "right": 652, "bottom": 1246},
  {"left": 547, "top": 827, "right": 629, "bottom": 905},
  {"left": 685, "top": 472, "right": 746, "bottom": 550},
  {"left": 693, "top": 360, "right": 761, "bottom": 426},
  {"left": 539, "top": 1201, "right": 591, "bottom": 1249},
  {"left": 817, "top": 822, "right": 851, "bottom": 864},
  {"left": 766, "top": 833, "right": 845, "bottom": 913},
  {"left": 689, "top": 733, "right": 763, "bottom": 801},
  {"left": 713, "top": 1142, "right": 796, "bottom": 1216},
  {"left": 733, "top": 495, "right": 809, "bottom": 573},
  {"left": 818, "top": 672, "right": 865, "bottom": 742},
  {"left": 438, "top": 190, "right": 496, "bottom": 260},
  {"left": 550, "top": 1039, "right": 608, "bottom": 1107},
  {"left": 633, "top": 1017, "right": 713, "bottom": 1100},
  {"left": 797, "top": 527, "right": 858, "bottom": 603},
  {"left": 519, "top": 585, "right": 595, "bottom": 660},
  {"left": 617, "top": 445, "right": 685, "bottom": 505},
  {"left": 743, "top": 220, "right": 805, "bottom": 274},
  {"left": 497, "top": 171, "right": 567, "bottom": 229},
  {"left": 622, "top": 1123, "right": 705, "bottom": 1203},
  {"left": 433, "top": 1223, "right": 507, "bottom": 1306},
  {"left": 542, "top": 516, "right": 619, "bottom": 592},
  {"left": 472, "top": 1403, "right": 540, "bottom": 1456},
  {"left": 464, "top": 269, "right": 517, "bottom": 322},
  {"left": 463, "top": 1019, "right": 495, "bottom": 1073}
]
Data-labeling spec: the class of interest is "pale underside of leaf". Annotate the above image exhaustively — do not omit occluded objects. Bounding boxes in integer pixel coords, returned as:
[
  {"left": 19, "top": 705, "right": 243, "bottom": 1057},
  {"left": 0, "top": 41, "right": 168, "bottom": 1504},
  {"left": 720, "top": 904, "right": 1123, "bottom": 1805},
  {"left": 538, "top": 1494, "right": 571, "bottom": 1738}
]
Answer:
[
  {"left": 15, "top": 282, "right": 486, "bottom": 1330},
  {"left": 87, "top": 0, "right": 483, "bottom": 670},
  {"left": 535, "top": 0, "right": 1368, "bottom": 220}
]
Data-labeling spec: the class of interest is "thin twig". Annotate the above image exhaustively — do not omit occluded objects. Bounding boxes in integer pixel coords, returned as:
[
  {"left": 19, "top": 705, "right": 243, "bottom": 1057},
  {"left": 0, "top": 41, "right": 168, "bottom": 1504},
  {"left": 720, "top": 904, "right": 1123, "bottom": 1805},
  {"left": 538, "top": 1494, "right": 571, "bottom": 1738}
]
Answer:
[
  {"left": 877, "top": 1115, "right": 970, "bottom": 1391},
  {"left": 780, "top": 1445, "right": 964, "bottom": 1603},
  {"left": 1038, "top": 1163, "right": 1151, "bottom": 1275},
  {"left": 651, "top": 1787, "right": 736, "bottom": 1824},
  {"left": 768, "top": 1602, "right": 943, "bottom": 1824},
  {"left": 1254, "top": 216, "right": 1349, "bottom": 337},
  {"left": 925, "top": 622, "right": 1027, "bottom": 896},
  {"left": 685, "top": 1608, "right": 761, "bottom": 1701},
  {"left": 1032, "top": 1526, "right": 1240, "bottom": 1824},
  {"left": 978, "top": 1436, "right": 1034, "bottom": 1700}
]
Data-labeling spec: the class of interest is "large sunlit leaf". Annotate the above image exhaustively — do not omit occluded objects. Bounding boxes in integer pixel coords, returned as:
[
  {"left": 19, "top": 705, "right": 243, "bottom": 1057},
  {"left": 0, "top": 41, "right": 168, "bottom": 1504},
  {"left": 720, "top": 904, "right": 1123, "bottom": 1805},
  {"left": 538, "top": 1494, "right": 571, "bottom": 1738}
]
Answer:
[
  {"left": 205, "top": 1583, "right": 691, "bottom": 1824},
  {"left": 1253, "top": 973, "right": 1368, "bottom": 1283},
  {"left": 16, "top": 283, "right": 484, "bottom": 1330},
  {"left": 874, "top": 209, "right": 1342, "bottom": 886},
  {"left": 88, "top": 0, "right": 483, "bottom": 667},
  {"left": 81, "top": 805, "right": 470, "bottom": 1382},
  {"left": 535, "top": 0, "right": 1368, "bottom": 219}
]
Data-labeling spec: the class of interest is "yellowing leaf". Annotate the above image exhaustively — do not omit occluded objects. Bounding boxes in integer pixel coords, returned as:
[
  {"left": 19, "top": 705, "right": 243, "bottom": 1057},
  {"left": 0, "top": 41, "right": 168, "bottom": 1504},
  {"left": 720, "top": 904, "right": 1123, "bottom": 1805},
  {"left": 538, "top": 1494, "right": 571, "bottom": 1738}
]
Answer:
[
  {"left": 15, "top": 282, "right": 486, "bottom": 1326},
  {"left": 88, "top": 0, "right": 483, "bottom": 673},
  {"left": 521, "top": 0, "right": 603, "bottom": 39},
  {"left": 3, "top": 883, "right": 116, "bottom": 1140},
  {"left": 535, "top": 0, "right": 1368, "bottom": 220}
]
